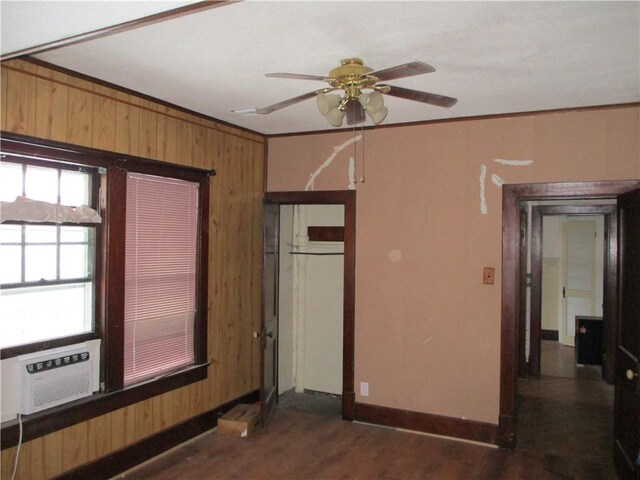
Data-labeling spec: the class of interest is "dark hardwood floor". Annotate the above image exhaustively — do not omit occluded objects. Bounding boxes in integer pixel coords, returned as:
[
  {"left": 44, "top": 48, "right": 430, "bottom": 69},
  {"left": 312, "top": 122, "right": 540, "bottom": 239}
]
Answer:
[
  {"left": 516, "top": 340, "right": 616, "bottom": 478},
  {"left": 277, "top": 389, "right": 342, "bottom": 417},
  {"left": 539, "top": 340, "right": 603, "bottom": 381},
  {"left": 119, "top": 384, "right": 616, "bottom": 480}
]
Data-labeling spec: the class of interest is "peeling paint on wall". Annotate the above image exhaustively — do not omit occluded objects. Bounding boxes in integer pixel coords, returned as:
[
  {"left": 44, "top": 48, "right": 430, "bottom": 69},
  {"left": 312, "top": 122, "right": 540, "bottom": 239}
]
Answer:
[
  {"left": 305, "top": 135, "right": 362, "bottom": 191},
  {"left": 479, "top": 164, "right": 488, "bottom": 215},
  {"left": 348, "top": 157, "right": 356, "bottom": 190},
  {"left": 494, "top": 159, "right": 534, "bottom": 166},
  {"left": 388, "top": 249, "right": 402, "bottom": 262},
  {"left": 491, "top": 174, "right": 505, "bottom": 187},
  {"left": 480, "top": 160, "right": 534, "bottom": 214}
]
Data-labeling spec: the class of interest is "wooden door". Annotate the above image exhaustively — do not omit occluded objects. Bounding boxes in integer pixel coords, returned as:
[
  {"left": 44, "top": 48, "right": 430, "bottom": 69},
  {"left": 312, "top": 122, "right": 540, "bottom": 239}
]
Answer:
[
  {"left": 614, "top": 187, "right": 640, "bottom": 479},
  {"left": 261, "top": 201, "right": 279, "bottom": 425}
]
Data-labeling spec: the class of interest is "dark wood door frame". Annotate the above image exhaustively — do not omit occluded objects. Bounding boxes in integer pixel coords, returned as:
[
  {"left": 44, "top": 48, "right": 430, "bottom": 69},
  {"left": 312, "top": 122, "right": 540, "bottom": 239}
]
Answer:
[
  {"left": 264, "top": 190, "right": 356, "bottom": 421},
  {"left": 261, "top": 201, "right": 279, "bottom": 425},
  {"left": 527, "top": 204, "right": 617, "bottom": 382},
  {"left": 500, "top": 180, "right": 640, "bottom": 448}
]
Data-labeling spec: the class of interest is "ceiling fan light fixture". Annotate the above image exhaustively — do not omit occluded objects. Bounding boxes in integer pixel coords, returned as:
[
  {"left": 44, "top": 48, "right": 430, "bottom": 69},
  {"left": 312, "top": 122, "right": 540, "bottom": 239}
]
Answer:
[
  {"left": 325, "top": 106, "right": 346, "bottom": 127},
  {"left": 359, "top": 90, "right": 385, "bottom": 113},
  {"left": 239, "top": 58, "right": 457, "bottom": 129},
  {"left": 366, "top": 105, "right": 388, "bottom": 125},
  {"left": 317, "top": 92, "right": 341, "bottom": 115}
]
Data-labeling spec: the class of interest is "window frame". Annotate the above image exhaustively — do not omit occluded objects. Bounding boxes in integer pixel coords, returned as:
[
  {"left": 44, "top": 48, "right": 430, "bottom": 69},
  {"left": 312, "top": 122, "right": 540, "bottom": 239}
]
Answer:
[{"left": 1, "top": 132, "right": 213, "bottom": 447}]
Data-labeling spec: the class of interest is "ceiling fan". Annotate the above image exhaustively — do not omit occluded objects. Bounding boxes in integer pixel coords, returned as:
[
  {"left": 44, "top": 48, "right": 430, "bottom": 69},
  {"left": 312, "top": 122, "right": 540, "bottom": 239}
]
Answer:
[{"left": 231, "top": 58, "right": 457, "bottom": 127}]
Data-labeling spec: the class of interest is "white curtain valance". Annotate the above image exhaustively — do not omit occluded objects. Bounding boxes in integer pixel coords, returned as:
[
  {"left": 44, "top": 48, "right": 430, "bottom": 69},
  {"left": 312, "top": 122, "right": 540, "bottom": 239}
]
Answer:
[{"left": 0, "top": 196, "right": 101, "bottom": 224}]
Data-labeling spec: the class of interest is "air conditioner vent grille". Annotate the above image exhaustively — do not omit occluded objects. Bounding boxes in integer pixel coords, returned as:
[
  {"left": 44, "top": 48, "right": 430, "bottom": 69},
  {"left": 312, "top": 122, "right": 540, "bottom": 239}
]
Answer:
[
  {"left": 18, "top": 346, "right": 95, "bottom": 414},
  {"left": 33, "top": 372, "right": 91, "bottom": 408}
]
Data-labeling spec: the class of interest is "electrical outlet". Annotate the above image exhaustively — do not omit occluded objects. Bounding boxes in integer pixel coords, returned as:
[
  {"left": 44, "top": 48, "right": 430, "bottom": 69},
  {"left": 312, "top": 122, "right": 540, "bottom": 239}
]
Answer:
[
  {"left": 360, "top": 381, "right": 369, "bottom": 397},
  {"left": 483, "top": 267, "right": 495, "bottom": 285}
]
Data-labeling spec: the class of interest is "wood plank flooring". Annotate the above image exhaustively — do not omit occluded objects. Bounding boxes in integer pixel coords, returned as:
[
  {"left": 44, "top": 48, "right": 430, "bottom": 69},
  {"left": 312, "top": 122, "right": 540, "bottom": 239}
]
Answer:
[
  {"left": 540, "top": 340, "right": 603, "bottom": 381},
  {"left": 118, "top": 385, "right": 616, "bottom": 480}
]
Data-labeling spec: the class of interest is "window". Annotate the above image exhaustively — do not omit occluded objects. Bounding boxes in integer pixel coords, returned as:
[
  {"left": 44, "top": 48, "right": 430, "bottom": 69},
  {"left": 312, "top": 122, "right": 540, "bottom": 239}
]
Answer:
[
  {"left": 124, "top": 173, "right": 199, "bottom": 385},
  {"left": 1, "top": 134, "right": 210, "bottom": 422},
  {"left": 0, "top": 161, "right": 98, "bottom": 349}
]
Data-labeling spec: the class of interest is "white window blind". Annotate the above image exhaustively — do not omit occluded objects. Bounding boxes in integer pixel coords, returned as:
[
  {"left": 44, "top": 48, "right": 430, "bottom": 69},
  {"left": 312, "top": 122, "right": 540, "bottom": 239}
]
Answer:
[{"left": 124, "top": 172, "right": 199, "bottom": 386}]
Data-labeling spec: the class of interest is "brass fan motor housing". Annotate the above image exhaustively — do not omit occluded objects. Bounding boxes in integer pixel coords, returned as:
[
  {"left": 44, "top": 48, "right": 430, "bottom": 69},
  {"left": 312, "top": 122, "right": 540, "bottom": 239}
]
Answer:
[{"left": 327, "top": 58, "right": 379, "bottom": 100}]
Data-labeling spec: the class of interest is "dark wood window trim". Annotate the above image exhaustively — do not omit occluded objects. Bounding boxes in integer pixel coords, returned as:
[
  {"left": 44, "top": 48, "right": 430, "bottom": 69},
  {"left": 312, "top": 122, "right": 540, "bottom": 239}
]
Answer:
[{"left": 1, "top": 132, "right": 214, "bottom": 448}]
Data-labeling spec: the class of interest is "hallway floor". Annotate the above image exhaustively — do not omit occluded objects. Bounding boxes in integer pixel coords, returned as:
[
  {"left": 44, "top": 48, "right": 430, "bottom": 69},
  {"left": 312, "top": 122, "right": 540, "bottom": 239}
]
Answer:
[{"left": 516, "top": 340, "right": 615, "bottom": 478}]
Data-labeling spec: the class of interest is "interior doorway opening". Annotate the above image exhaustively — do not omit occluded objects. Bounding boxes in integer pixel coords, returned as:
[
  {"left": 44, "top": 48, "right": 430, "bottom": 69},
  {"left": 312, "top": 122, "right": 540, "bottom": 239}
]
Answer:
[
  {"left": 277, "top": 203, "right": 345, "bottom": 415},
  {"left": 515, "top": 201, "right": 616, "bottom": 475},
  {"left": 499, "top": 180, "right": 640, "bottom": 451},
  {"left": 263, "top": 190, "right": 356, "bottom": 421},
  {"left": 522, "top": 201, "right": 616, "bottom": 382}
]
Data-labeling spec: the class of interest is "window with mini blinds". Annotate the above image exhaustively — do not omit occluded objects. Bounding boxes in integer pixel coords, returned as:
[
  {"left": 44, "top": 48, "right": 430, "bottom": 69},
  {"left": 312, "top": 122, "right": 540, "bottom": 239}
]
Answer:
[{"left": 0, "top": 135, "right": 210, "bottom": 405}]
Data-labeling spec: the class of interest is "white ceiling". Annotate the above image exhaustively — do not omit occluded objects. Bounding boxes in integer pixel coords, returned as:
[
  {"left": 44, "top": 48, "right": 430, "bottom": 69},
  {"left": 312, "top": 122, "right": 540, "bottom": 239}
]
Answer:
[
  {"left": 3, "top": 1, "right": 639, "bottom": 135},
  {"left": 0, "top": 1, "right": 198, "bottom": 56}
]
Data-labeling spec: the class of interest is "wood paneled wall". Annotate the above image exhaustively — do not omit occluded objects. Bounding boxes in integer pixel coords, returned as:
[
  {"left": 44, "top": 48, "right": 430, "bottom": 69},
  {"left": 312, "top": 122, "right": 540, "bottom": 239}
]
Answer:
[{"left": 0, "top": 59, "right": 264, "bottom": 479}]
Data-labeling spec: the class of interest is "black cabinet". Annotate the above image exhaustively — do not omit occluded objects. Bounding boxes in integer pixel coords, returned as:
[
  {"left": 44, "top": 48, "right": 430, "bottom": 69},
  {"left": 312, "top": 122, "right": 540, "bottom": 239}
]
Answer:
[{"left": 575, "top": 315, "right": 603, "bottom": 365}]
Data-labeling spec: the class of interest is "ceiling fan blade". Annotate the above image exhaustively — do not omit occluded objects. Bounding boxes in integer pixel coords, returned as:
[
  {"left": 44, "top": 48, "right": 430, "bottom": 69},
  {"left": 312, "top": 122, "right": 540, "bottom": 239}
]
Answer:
[
  {"left": 242, "top": 88, "right": 335, "bottom": 115},
  {"left": 379, "top": 84, "right": 457, "bottom": 108},
  {"left": 265, "top": 73, "right": 327, "bottom": 81},
  {"left": 369, "top": 61, "right": 435, "bottom": 82},
  {"left": 346, "top": 101, "right": 366, "bottom": 126}
]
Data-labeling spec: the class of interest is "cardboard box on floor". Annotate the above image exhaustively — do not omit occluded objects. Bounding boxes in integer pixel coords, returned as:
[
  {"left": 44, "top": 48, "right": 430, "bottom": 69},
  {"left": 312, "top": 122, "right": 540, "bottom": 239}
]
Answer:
[{"left": 217, "top": 403, "right": 260, "bottom": 438}]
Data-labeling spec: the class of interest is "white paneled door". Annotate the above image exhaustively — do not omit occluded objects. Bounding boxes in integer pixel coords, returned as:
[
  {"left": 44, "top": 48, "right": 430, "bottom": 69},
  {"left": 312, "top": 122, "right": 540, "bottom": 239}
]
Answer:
[{"left": 561, "top": 220, "right": 597, "bottom": 347}]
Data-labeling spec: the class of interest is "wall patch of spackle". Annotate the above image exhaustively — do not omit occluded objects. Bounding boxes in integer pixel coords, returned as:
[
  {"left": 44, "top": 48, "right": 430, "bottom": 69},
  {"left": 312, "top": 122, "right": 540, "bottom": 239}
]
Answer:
[
  {"left": 388, "top": 249, "right": 402, "bottom": 262},
  {"left": 479, "top": 159, "right": 534, "bottom": 214},
  {"left": 305, "top": 135, "right": 362, "bottom": 191}
]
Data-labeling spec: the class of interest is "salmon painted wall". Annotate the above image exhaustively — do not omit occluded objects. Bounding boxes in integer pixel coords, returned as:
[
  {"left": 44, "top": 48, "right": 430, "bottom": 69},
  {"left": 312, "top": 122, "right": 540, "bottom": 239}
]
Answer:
[{"left": 267, "top": 106, "right": 640, "bottom": 424}]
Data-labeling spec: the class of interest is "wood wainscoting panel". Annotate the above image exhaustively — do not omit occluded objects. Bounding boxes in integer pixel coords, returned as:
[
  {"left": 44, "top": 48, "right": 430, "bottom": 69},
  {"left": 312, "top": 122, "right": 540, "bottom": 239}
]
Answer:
[
  {"left": 66, "top": 86, "right": 94, "bottom": 147},
  {"left": 91, "top": 86, "right": 117, "bottom": 152},
  {"left": 34, "top": 74, "right": 68, "bottom": 142},
  {"left": 1, "top": 57, "right": 265, "bottom": 479},
  {"left": 4, "top": 68, "right": 37, "bottom": 135},
  {"left": 138, "top": 100, "right": 158, "bottom": 160},
  {"left": 114, "top": 94, "right": 141, "bottom": 156},
  {"left": 56, "top": 390, "right": 259, "bottom": 480},
  {"left": 1, "top": 66, "right": 8, "bottom": 128},
  {"left": 61, "top": 422, "right": 89, "bottom": 473},
  {"left": 355, "top": 402, "right": 499, "bottom": 445}
]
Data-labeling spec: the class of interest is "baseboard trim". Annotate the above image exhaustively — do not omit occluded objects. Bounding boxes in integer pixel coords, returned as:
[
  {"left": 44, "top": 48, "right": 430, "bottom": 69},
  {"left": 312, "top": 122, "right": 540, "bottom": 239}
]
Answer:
[
  {"left": 342, "top": 390, "right": 355, "bottom": 421},
  {"left": 56, "top": 389, "right": 260, "bottom": 480},
  {"left": 354, "top": 402, "right": 498, "bottom": 446},
  {"left": 541, "top": 329, "right": 559, "bottom": 341},
  {"left": 498, "top": 413, "right": 516, "bottom": 449}
]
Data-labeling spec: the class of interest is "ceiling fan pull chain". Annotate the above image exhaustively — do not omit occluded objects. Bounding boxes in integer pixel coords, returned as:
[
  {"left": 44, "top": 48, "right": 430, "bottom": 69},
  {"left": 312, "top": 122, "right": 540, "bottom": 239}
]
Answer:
[
  {"left": 352, "top": 123, "right": 358, "bottom": 185},
  {"left": 360, "top": 122, "right": 366, "bottom": 183}
]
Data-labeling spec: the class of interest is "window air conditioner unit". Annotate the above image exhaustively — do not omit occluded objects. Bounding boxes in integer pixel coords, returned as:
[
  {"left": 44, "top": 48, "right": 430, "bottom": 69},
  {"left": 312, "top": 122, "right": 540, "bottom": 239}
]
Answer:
[{"left": 17, "top": 343, "right": 97, "bottom": 415}]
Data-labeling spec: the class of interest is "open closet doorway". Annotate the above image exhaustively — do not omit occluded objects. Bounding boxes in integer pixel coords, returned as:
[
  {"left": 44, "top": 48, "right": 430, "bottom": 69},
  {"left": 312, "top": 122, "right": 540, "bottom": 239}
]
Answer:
[
  {"left": 262, "top": 191, "right": 356, "bottom": 421},
  {"left": 278, "top": 203, "right": 344, "bottom": 415}
]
